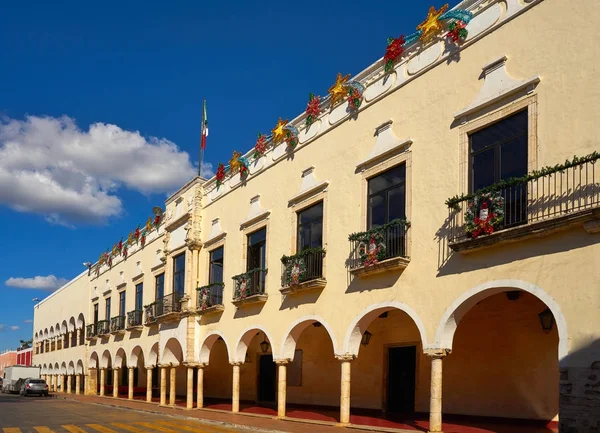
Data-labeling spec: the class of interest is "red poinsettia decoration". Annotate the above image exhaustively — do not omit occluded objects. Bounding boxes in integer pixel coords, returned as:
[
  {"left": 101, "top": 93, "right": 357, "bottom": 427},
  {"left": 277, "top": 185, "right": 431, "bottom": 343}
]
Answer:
[
  {"left": 305, "top": 93, "right": 321, "bottom": 128},
  {"left": 347, "top": 87, "right": 362, "bottom": 110},
  {"left": 134, "top": 226, "right": 141, "bottom": 241},
  {"left": 446, "top": 21, "right": 468, "bottom": 42},
  {"left": 154, "top": 214, "right": 161, "bottom": 228},
  {"left": 216, "top": 163, "right": 226, "bottom": 189},
  {"left": 140, "top": 233, "right": 147, "bottom": 248},
  {"left": 117, "top": 238, "right": 123, "bottom": 254},
  {"left": 384, "top": 35, "right": 405, "bottom": 72},
  {"left": 122, "top": 246, "right": 128, "bottom": 259},
  {"left": 253, "top": 133, "right": 268, "bottom": 159}
]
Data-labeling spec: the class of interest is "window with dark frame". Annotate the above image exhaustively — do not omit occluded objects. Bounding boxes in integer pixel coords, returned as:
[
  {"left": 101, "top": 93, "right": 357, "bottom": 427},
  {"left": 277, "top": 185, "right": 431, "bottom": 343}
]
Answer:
[
  {"left": 469, "top": 109, "right": 528, "bottom": 227},
  {"left": 247, "top": 228, "right": 266, "bottom": 271},
  {"left": 105, "top": 298, "right": 111, "bottom": 321},
  {"left": 297, "top": 202, "right": 323, "bottom": 250},
  {"left": 118, "top": 291, "right": 126, "bottom": 317},
  {"left": 135, "top": 283, "right": 143, "bottom": 311},
  {"left": 367, "top": 164, "right": 406, "bottom": 229},
  {"left": 173, "top": 253, "right": 186, "bottom": 296},
  {"left": 93, "top": 304, "right": 99, "bottom": 324},
  {"left": 155, "top": 274, "right": 164, "bottom": 301},
  {"left": 209, "top": 247, "right": 224, "bottom": 284}
]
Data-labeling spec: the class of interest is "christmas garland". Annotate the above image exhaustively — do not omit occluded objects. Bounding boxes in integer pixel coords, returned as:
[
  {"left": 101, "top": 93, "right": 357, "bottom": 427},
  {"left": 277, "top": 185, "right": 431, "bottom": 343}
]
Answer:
[
  {"left": 446, "top": 152, "right": 600, "bottom": 209},
  {"left": 232, "top": 268, "right": 267, "bottom": 299},
  {"left": 349, "top": 219, "right": 410, "bottom": 267},
  {"left": 465, "top": 193, "right": 504, "bottom": 238},
  {"left": 281, "top": 247, "right": 326, "bottom": 286}
]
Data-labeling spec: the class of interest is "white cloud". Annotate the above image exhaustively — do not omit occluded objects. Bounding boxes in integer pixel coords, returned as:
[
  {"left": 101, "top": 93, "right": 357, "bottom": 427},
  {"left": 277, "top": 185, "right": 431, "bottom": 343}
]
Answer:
[
  {"left": 0, "top": 325, "right": 5, "bottom": 332},
  {"left": 5, "top": 275, "right": 69, "bottom": 291},
  {"left": 23, "top": 319, "right": 33, "bottom": 324},
  {"left": 10, "top": 326, "right": 19, "bottom": 331},
  {"left": 0, "top": 115, "right": 211, "bottom": 225}
]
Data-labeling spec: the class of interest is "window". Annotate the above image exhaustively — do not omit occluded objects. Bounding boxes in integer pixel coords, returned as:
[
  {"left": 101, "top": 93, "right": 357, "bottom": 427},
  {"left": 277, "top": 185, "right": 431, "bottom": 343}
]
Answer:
[
  {"left": 469, "top": 109, "right": 528, "bottom": 226},
  {"left": 118, "top": 291, "right": 126, "bottom": 317},
  {"left": 297, "top": 202, "right": 323, "bottom": 250},
  {"left": 247, "top": 228, "right": 266, "bottom": 271},
  {"left": 93, "top": 304, "right": 99, "bottom": 324},
  {"left": 173, "top": 253, "right": 186, "bottom": 296},
  {"left": 209, "top": 247, "right": 224, "bottom": 284},
  {"left": 105, "top": 298, "right": 111, "bottom": 320},
  {"left": 367, "top": 164, "right": 406, "bottom": 229},
  {"left": 155, "top": 274, "right": 164, "bottom": 300},
  {"left": 135, "top": 283, "right": 143, "bottom": 311}
]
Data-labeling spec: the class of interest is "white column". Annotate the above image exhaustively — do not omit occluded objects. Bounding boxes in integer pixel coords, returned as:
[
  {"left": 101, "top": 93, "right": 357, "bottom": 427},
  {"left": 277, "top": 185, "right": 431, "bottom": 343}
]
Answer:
[
  {"left": 336, "top": 355, "right": 355, "bottom": 425},
  {"left": 276, "top": 360, "right": 289, "bottom": 418},
  {"left": 169, "top": 366, "right": 177, "bottom": 406},
  {"left": 186, "top": 366, "right": 194, "bottom": 409},
  {"left": 128, "top": 367, "right": 135, "bottom": 400},
  {"left": 160, "top": 366, "right": 167, "bottom": 406},
  {"left": 196, "top": 364, "right": 205, "bottom": 409},
  {"left": 231, "top": 363, "right": 242, "bottom": 413},
  {"left": 427, "top": 350, "right": 448, "bottom": 433},
  {"left": 146, "top": 367, "right": 153, "bottom": 402},
  {"left": 67, "top": 375, "right": 72, "bottom": 393},
  {"left": 99, "top": 368, "right": 105, "bottom": 396},
  {"left": 113, "top": 368, "right": 120, "bottom": 398},
  {"left": 75, "top": 374, "right": 81, "bottom": 395}
]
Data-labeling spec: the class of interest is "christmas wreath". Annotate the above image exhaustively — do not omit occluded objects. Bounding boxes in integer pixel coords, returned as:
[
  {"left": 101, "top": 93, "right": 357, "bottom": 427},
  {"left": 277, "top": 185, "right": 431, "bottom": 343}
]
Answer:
[
  {"left": 465, "top": 193, "right": 504, "bottom": 238},
  {"left": 281, "top": 247, "right": 325, "bottom": 286},
  {"left": 358, "top": 233, "right": 386, "bottom": 267}
]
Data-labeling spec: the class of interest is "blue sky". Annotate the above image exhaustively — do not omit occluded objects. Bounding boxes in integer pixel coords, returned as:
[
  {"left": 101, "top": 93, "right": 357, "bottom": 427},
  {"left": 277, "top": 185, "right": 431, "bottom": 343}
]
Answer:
[{"left": 0, "top": 0, "right": 452, "bottom": 350}]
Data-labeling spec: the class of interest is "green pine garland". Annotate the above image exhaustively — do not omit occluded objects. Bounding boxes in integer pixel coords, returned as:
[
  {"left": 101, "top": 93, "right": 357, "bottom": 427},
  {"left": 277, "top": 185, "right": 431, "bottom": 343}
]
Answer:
[
  {"left": 445, "top": 151, "right": 600, "bottom": 209},
  {"left": 281, "top": 247, "right": 326, "bottom": 286},
  {"left": 348, "top": 219, "right": 410, "bottom": 242}
]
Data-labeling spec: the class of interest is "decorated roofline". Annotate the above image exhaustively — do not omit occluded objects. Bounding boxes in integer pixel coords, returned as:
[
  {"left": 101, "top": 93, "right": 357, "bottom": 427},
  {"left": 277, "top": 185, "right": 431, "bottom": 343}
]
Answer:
[{"left": 200, "top": 0, "right": 543, "bottom": 208}]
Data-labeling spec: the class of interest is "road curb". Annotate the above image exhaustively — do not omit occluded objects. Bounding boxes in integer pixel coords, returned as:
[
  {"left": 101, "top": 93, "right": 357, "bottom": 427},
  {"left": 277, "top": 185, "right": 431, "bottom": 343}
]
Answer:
[{"left": 63, "top": 396, "right": 285, "bottom": 433}]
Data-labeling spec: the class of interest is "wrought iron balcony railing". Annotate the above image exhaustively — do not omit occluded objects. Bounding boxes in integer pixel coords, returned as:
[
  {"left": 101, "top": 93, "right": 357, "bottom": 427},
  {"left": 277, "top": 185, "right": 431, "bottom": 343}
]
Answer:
[
  {"left": 232, "top": 268, "right": 268, "bottom": 301},
  {"left": 144, "top": 292, "right": 182, "bottom": 324},
  {"left": 127, "top": 310, "right": 143, "bottom": 328},
  {"left": 110, "top": 316, "right": 125, "bottom": 332},
  {"left": 348, "top": 219, "right": 409, "bottom": 269},
  {"left": 197, "top": 283, "right": 224, "bottom": 310},
  {"left": 446, "top": 152, "right": 600, "bottom": 243},
  {"left": 86, "top": 323, "right": 97, "bottom": 338},
  {"left": 281, "top": 247, "right": 325, "bottom": 287},
  {"left": 96, "top": 320, "right": 110, "bottom": 336}
]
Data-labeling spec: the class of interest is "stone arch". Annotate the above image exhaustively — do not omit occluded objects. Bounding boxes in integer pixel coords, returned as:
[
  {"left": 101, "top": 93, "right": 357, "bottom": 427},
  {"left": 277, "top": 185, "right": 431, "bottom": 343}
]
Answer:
[
  {"left": 60, "top": 362, "right": 67, "bottom": 375},
  {"left": 434, "top": 279, "right": 568, "bottom": 363},
  {"left": 76, "top": 313, "right": 85, "bottom": 329},
  {"left": 148, "top": 342, "right": 159, "bottom": 367},
  {"left": 129, "top": 345, "right": 145, "bottom": 367},
  {"left": 34, "top": 332, "right": 38, "bottom": 342},
  {"left": 234, "top": 326, "right": 276, "bottom": 363},
  {"left": 280, "top": 316, "right": 339, "bottom": 360},
  {"left": 55, "top": 323, "right": 61, "bottom": 337},
  {"left": 44, "top": 328, "right": 48, "bottom": 339},
  {"left": 61, "top": 320, "right": 69, "bottom": 334},
  {"left": 115, "top": 347, "right": 127, "bottom": 368},
  {"left": 343, "top": 301, "right": 429, "bottom": 356},
  {"left": 161, "top": 338, "right": 183, "bottom": 366},
  {"left": 199, "top": 331, "right": 232, "bottom": 364},
  {"left": 100, "top": 349, "right": 112, "bottom": 369},
  {"left": 68, "top": 361, "right": 75, "bottom": 375},
  {"left": 49, "top": 326, "right": 55, "bottom": 338},
  {"left": 48, "top": 364, "right": 54, "bottom": 374},
  {"left": 42, "top": 363, "right": 47, "bottom": 374},
  {"left": 68, "top": 316, "right": 76, "bottom": 332},
  {"left": 89, "top": 351, "right": 99, "bottom": 368},
  {"left": 76, "top": 360, "right": 85, "bottom": 375}
]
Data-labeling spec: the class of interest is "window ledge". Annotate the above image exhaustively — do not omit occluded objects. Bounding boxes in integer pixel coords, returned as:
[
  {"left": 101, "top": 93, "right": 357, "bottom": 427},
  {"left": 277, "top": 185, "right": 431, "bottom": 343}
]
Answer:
[
  {"left": 132, "top": 273, "right": 144, "bottom": 283},
  {"left": 232, "top": 294, "right": 268, "bottom": 307},
  {"left": 350, "top": 256, "right": 410, "bottom": 277},
  {"left": 450, "top": 209, "right": 600, "bottom": 254},
  {"left": 195, "top": 304, "right": 225, "bottom": 315},
  {"left": 116, "top": 282, "right": 127, "bottom": 291},
  {"left": 280, "top": 278, "right": 327, "bottom": 295},
  {"left": 125, "top": 325, "right": 143, "bottom": 332}
]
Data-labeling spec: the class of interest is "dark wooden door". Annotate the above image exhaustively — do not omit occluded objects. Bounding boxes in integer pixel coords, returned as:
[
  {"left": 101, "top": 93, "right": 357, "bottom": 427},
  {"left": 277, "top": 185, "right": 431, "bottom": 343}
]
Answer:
[
  {"left": 387, "top": 346, "right": 416, "bottom": 413},
  {"left": 258, "top": 354, "right": 276, "bottom": 403}
]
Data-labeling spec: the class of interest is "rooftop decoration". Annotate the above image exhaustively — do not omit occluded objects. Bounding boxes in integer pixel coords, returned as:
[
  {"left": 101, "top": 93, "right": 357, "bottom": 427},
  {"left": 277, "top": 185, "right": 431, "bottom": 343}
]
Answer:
[
  {"left": 253, "top": 133, "right": 268, "bottom": 159},
  {"left": 272, "top": 118, "right": 289, "bottom": 144},
  {"left": 416, "top": 4, "right": 449, "bottom": 43},
  {"left": 328, "top": 73, "right": 351, "bottom": 107},
  {"left": 305, "top": 93, "right": 321, "bottom": 128}
]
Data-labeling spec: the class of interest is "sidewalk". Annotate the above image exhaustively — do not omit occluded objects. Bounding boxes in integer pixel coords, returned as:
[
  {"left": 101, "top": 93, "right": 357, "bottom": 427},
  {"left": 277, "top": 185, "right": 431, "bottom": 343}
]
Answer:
[{"left": 61, "top": 394, "right": 407, "bottom": 433}]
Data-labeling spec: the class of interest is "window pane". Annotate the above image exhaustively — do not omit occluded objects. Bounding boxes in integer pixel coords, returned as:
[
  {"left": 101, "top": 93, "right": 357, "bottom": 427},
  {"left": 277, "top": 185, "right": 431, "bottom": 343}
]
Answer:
[
  {"left": 500, "top": 136, "right": 528, "bottom": 179},
  {"left": 298, "top": 202, "right": 323, "bottom": 225},
  {"left": 135, "top": 284, "right": 143, "bottom": 311},
  {"left": 105, "top": 299, "right": 111, "bottom": 320},
  {"left": 119, "top": 292, "right": 125, "bottom": 316},
  {"left": 368, "top": 165, "right": 406, "bottom": 195},
  {"left": 310, "top": 221, "right": 323, "bottom": 248},
  {"left": 472, "top": 148, "right": 495, "bottom": 191},
  {"left": 369, "top": 194, "right": 386, "bottom": 227},
  {"left": 470, "top": 110, "right": 528, "bottom": 153},
  {"left": 247, "top": 228, "right": 266, "bottom": 270},
  {"left": 209, "top": 247, "right": 224, "bottom": 284},
  {"left": 248, "top": 228, "right": 266, "bottom": 246},
  {"left": 297, "top": 202, "right": 323, "bottom": 250},
  {"left": 173, "top": 253, "right": 185, "bottom": 295},
  {"left": 388, "top": 186, "right": 406, "bottom": 221},
  {"left": 155, "top": 274, "right": 164, "bottom": 300}
]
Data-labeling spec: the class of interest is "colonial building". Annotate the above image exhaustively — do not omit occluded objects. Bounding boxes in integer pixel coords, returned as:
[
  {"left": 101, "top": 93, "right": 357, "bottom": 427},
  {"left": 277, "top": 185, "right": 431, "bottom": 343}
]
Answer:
[{"left": 32, "top": 0, "right": 600, "bottom": 432}]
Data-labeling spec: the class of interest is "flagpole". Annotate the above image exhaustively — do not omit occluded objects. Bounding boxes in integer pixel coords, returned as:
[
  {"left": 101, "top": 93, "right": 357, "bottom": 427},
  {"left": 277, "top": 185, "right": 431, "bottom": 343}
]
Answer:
[{"left": 199, "top": 99, "right": 205, "bottom": 177}]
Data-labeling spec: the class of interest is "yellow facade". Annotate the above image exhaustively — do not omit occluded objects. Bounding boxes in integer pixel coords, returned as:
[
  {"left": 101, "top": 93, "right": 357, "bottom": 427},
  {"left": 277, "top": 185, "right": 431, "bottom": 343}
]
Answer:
[{"left": 33, "top": 1, "right": 600, "bottom": 432}]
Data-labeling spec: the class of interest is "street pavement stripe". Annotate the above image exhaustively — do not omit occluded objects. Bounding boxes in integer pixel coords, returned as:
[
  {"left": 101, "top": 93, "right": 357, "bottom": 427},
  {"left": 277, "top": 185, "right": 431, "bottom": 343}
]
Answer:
[
  {"left": 158, "top": 421, "right": 231, "bottom": 433},
  {"left": 134, "top": 423, "right": 182, "bottom": 433},
  {"left": 34, "top": 428, "right": 56, "bottom": 433},
  {"left": 86, "top": 425, "right": 119, "bottom": 433},
  {"left": 3, "top": 429, "right": 22, "bottom": 433},
  {"left": 111, "top": 424, "right": 153, "bottom": 433},
  {"left": 62, "top": 426, "right": 89, "bottom": 433}
]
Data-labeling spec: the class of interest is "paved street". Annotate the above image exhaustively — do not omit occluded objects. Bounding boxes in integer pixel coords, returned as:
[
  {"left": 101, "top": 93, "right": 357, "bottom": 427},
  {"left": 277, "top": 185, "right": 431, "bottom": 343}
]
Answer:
[{"left": 0, "top": 393, "right": 254, "bottom": 433}]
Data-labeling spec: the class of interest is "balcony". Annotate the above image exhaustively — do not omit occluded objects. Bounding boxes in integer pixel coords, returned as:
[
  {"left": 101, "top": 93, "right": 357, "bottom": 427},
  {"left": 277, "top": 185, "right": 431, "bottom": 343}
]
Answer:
[
  {"left": 196, "top": 283, "right": 225, "bottom": 315},
  {"left": 280, "top": 248, "right": 326, "bottom": 295},
  {"left": 446, "top": 153, "right": 600, "bottom": 253},
  {"left": 86, "top": 324, "right": 97, "bottom": 340},
  {"left": 96, "top": 320, "right": 110, "bottom": 337},
  {"left": 144, "top": 292, "right": 183, "bottom": 325},
  {"left": 110, "top": 316, "right": 126, "bottom": 334},
  {"left": 126, "top": 310, "right": 143, "bottom": 330},
  {"left": 232, "top": 268, "right": 268, "bottom": 307},
  {"left": 348, "top": 219, "right": 410, "bottom": 277}
]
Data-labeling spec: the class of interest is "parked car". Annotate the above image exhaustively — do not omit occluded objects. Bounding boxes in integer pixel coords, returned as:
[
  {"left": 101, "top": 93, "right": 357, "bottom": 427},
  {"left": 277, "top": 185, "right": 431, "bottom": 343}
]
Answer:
[{"left": 19, "top": 378, "right": 48, "bottom": 397}]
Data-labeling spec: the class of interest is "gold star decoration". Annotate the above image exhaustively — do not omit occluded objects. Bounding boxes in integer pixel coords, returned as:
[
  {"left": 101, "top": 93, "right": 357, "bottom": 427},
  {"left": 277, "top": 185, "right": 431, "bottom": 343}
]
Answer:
[
  {"left": 271, "top": 117, "right": 289, "bottom": 143},
  {"left": 416, "top": 4, "right": 449, "bottom": 44},
  {"left": 229, "top": 151, "right": 242, "bottom": 174},
  {"left": 328, "top": 73, "right": 351, "bottom": 107}
]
